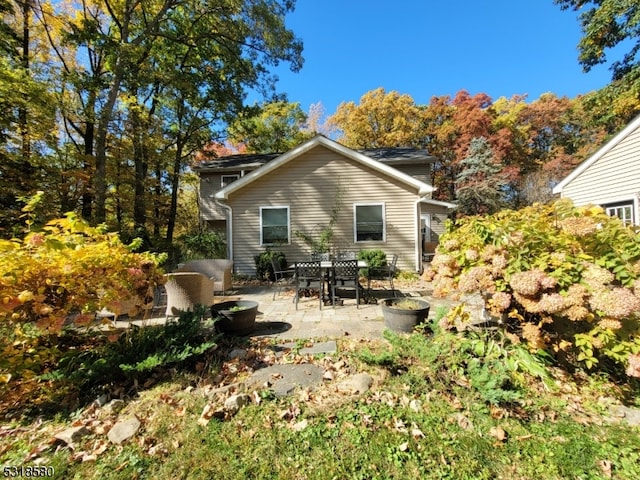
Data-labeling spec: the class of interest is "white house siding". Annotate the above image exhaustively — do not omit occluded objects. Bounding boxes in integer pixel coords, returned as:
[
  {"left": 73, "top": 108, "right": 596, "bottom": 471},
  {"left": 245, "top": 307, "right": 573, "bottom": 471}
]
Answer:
[
  {"left": 200, "top": 173, "right": 229, "bottom": 221},
  {"left": 420, "top": 203, "right": 450, "bottom": 240},
  {"left": 393, "top": 164, "right": 431, "bottom": 185},
  {"left": 561, "top": 125, "right": 640, "bottom": 224},
  {"left": 226, "top": 145, "right": 421, "bottom": 275}
]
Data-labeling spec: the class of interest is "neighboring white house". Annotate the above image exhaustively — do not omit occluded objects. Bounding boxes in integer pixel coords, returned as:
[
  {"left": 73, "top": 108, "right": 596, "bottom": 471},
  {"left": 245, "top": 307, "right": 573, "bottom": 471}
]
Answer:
[{"left": 553, "top": 114, "right": 640, "bottom": 226}]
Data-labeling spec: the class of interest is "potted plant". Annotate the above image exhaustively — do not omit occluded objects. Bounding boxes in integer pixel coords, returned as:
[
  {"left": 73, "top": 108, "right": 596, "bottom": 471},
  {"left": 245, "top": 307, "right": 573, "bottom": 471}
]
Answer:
[
  {"left": 380, "top": 298, "right": 430, "bottom": 333},
  {"left": 211, "top": 300, "right": 259, "bottom": 335}
]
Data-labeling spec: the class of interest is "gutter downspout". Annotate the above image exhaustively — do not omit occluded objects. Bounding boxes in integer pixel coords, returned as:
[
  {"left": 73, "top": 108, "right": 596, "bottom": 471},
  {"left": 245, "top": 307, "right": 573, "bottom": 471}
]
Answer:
[
  {"left": 414, "top": 197, "right": 423, "bottom": 273},
  {"left": 214, "top": 198, "right": 233, "bottom": 262}
]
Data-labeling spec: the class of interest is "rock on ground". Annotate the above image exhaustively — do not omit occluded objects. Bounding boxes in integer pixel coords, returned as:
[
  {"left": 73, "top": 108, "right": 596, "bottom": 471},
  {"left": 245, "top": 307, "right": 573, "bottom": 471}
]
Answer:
[{"left": 107, "top": 417, "right": 141, "bottom": 444}]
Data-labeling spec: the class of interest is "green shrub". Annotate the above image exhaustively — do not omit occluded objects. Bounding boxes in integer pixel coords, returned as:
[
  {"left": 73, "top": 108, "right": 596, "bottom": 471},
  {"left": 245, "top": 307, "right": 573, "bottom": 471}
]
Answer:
[
  {"left": 56, "top": 307, "right": 219, "bottom": 386},
  {"left": 254, "top": 249, "right": 287, "bottom": 281},
  {"left": 431, "top": 199, "right": 640, "bottom": 378},
  {"left": 177, "top": 230, "right": 226, "bottom": 261},
  {"left": 358, "top": 249, "right": 387, "bottom": 278}
]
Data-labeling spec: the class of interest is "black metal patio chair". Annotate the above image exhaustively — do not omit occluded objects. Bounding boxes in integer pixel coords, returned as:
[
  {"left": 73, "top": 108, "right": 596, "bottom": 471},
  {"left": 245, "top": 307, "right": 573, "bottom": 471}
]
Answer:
[
  {"left": 294, "top": 261, "right": 324, "bottom": 310},
  {"left": 330, "top": 259, "right": 361, "bottom": 308},
  {"left": 270, "top": 256, "right": 295, "bottom": 300},
  {"left": 366, "top": 254, "right": 398, "bottom": 297}
]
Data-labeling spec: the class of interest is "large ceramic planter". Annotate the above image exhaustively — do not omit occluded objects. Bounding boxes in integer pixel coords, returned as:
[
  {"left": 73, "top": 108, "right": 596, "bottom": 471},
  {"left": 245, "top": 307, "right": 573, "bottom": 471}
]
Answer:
[
  {"left": 211, "top": 300, "right": 259, "bottom": 335},
  {"left": 380, "top": 298, "right": 430, "bottom": 333}
]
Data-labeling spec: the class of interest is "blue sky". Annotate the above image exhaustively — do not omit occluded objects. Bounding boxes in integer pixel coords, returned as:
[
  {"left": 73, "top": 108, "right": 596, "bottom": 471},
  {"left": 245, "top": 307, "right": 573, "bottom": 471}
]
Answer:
[{"left": 269, "top": 0, "right": 617, "bottom": 116}]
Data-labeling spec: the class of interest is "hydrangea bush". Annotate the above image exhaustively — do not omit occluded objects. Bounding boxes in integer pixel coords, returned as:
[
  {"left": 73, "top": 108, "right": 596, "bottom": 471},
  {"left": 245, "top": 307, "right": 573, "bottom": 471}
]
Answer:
[
  {"left": 0, "top": 213, "right": 165, "bottom": 331},
  {"left": 0, "top": 211, "right": 165, "bottom": 383},
  {"left": 430, "top": 200, "right": 640, "bottom": 377}
]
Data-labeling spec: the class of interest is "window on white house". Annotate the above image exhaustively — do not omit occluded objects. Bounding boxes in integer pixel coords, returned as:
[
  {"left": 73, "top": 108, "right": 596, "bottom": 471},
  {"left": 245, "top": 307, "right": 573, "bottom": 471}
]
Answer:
[
  {"left": 260, "top": 206, "right": 290, "bottom": 245},
  {"left": 354, "top": 203, "right": 385, "bottom": 242},
  {"left": 221, "top": 174, "right": 240, "bottom": 188},
  {"left": 604, "top": 201, "right": 634, "bottom": 226}
]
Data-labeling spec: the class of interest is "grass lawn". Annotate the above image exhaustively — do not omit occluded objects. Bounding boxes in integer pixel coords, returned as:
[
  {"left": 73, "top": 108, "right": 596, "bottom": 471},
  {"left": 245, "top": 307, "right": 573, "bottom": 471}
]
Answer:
[{"left": 1, "top": 320, "right": 639, "bottom": 479}]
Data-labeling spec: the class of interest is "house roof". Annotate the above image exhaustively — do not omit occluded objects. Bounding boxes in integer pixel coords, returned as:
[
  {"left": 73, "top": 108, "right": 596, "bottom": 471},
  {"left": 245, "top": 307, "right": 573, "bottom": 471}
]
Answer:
[
  {"left": 195, "top": 152, "right": 280, "bottom": 172},
  {"left": 420, "top": 198, "right": 457, "bottom": 209},
  {"left": 213, "top": 135, "right": 436, "bottom": 200},
  {"left": 195, "top": 143, "right": 436, "bottom": 173},
  {"left": 552, "top": 113, "right": 640, "bottom": 194}
]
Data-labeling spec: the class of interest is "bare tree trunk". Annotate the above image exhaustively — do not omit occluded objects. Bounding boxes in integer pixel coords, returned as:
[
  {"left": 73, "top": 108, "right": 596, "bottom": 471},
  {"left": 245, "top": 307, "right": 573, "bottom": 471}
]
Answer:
[
  {"left": 19, "top": 0, "right": 31, "bottom": 161},
  {"left": 165, "top": 141, "right": 184, "bottom": 244}
]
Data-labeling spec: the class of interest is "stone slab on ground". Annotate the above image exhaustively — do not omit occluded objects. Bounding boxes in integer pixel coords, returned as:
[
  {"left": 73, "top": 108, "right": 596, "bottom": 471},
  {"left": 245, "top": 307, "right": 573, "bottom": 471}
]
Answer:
[
  {"left": 107, "top": 417, "right": 141, "bottom": 444},
  {"left": 245, "top": 364, "right": 324, "bottom": 397},
  {"left": 268, "top": 340, "right": 338, "bottom": 356}
]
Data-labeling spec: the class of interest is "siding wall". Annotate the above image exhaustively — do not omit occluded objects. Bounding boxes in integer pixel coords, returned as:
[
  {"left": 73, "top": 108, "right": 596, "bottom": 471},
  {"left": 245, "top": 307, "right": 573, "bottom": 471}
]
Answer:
[
  {"left": 200, "top": 172, "right": 242, "bottom": 220},
  {"left": 562, "top": 126, "right": 640, "bottom": 223},
  {"left": 226, "top": 146, "right": 422, "bottom": 275},
  {"left": 393, "top": 163, "right": 431, "bottom": 185},
  {"left": 420, "top": 204, "right": 450, "bottom": 240}
]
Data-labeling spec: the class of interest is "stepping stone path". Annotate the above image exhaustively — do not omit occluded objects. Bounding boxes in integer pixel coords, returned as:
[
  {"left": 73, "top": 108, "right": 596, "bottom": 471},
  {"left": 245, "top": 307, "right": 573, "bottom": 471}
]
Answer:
[
  {"left": 246, "top": 364, "right": 325, "bottom": 397},
  {"left": 245, "top": 340, "right": 339, "bottom": 397}
]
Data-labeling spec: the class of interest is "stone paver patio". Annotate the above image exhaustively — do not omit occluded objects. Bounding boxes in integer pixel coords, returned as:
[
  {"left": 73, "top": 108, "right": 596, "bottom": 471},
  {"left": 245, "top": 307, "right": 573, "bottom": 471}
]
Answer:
[{"left": 114, "top": 282, "right": 457, "bottom": 341}]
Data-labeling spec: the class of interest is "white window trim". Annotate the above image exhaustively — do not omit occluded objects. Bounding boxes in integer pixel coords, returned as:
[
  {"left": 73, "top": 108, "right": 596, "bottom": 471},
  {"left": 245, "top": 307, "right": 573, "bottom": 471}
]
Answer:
[
  {"left": 353, "top": 202, "right": 386, "bottom": 243},
  {"left": 420, "top": 214, "right": 432, "bottom": 243},
  {"left": 604, "top": 200, "right": 634, "bottom": 225},
  {"left": 221, "top": 174, "right": 240, "bottom": 188},
  {"left": 260, "top": 206, "right": 290, "bottom": 246}
]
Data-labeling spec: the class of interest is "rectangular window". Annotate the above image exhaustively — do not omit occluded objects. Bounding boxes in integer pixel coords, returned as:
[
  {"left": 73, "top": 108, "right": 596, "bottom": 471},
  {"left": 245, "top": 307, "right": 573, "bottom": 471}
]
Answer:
[
  {"left": 260, "top": 206, "right": 290, "bottom": 245},
  {"left": 354, "top": 203, "right": 385, "bottom": 242},
  {"left": 604, "top": 201, "right": 634, "bottom": 226},
  {"left": 221, "top": 174, "right": 239, "bottom": 188}
]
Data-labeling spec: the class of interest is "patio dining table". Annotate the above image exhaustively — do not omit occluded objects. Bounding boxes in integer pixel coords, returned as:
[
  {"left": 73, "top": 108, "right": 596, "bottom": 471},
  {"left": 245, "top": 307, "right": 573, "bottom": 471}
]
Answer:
[{"left": 290, "top": 260, "right": 368, "bottom": 304}]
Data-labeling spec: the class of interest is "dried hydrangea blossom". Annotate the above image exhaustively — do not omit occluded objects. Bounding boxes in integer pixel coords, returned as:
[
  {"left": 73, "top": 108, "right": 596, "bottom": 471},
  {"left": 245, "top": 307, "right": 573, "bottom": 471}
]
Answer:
[
  {"left": 481, "top": 244, "right": 503, "bottom": 262},
  {"left": 521, "top": 323, "right": 547, "bottom": 350},
  {"left": 490, "top": 254, "right": 508, "bottom": 276},
  {"left": 509, "top": 269, "right": 554, "bottom": 296},
  {"left": 559, "top": 217, "right": 599, "bottom": 236},
  {"left": 442, "top": 239, "right": 460, "bottom": 250},
  {"left": 565, "top": 284, "right": 589, "bottom": 306},
  {"left": 513, "top": 292, "right": 544, "bottom": 314},
  {"left": 626, "top": 353, "right": 640, "bottom": 378},
  {"left": 433, "top": 276, "right": 455, "bottom": 298},
  {"left": 561, "top": 305, "right": 590, "bottom": 322},
  {"left": 581, "top": 263, "right": 615, "bottom": 288},
  {"left": 464, "top": 248, "right": 480, "bottom": 262},
  {"left": 538, "top": 293, "right": 568, "bottom": 314},
  {"left": 457, "top": 266, "right": 493, "bottom": 293},
  {"left": 507, "top": 231, "right": 525, "bottom": 246},
  {"left": 431, "top": 254, "right": 456, "bottom": 269},
  {"left": 488, "top": 291, "right": 512, "bottom": 313},
  {"left": 599, "top": 317, "right": 623, "bottom": 330},
  {"left": 589, "top": 287, "right": 640, "bottom": 319}
]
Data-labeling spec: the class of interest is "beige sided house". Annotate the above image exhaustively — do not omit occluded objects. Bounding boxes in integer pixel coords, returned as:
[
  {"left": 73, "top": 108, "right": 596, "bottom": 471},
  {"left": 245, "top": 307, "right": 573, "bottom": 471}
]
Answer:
[
  {"left": 195, "top": 136, "right": 456, "bottom": 276},
  {"left": 553, "top": 114, "right": 640, "bottom": 225}
]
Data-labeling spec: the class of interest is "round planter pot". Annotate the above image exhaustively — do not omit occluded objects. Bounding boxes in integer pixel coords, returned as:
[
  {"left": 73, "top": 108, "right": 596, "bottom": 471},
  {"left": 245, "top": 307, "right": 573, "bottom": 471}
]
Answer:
[
  {"left": 211, "top": 300, "right": 259, "bottom": 335},
  {"left": 380, "top": 298, "right": 430, "bottom": 333}
]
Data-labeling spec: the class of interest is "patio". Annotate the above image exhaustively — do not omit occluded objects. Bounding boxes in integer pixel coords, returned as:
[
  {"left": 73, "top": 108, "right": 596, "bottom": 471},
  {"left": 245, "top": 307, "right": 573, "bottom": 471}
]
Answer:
[{"left": 112, "top": 280, "right": 458, "bottom": 341}]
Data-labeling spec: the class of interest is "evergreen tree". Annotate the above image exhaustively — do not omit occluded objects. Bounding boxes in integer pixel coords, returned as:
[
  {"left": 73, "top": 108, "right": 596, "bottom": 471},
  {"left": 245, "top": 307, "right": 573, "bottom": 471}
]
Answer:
[{"left": 455, "top": 137, "right": 507, "bottom": 216}]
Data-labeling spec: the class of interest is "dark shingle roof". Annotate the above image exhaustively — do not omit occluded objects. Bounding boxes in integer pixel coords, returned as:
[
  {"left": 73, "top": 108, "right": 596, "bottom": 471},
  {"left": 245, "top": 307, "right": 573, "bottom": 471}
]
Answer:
[{"left": 194, "top": 146, "right": 435, "bottom": 173}]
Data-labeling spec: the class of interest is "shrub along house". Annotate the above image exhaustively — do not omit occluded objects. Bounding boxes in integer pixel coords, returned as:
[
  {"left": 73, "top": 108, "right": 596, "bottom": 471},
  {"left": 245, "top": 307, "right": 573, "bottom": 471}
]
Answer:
[
  {"left": 195, "top": 135, "right": 456, "bottom": 276},
  {"left": 553, "top": 114, "right": 640, "bottom": 226}
]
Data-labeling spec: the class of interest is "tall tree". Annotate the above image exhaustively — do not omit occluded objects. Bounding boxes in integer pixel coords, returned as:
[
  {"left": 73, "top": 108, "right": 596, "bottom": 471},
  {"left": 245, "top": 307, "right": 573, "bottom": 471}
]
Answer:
[
  {"left": 455, "top": 137, "right": 507, "bottom": 216},
  {"left": 421, "top": 91, "right": 497, "bottom": 201},
  {"left": 0, "top": 0, "right": 55, "bottom": 234},
  {"left": 328, "top": 88, "right": 423, "bottom": 148},
  {"left": 555, "top": 0, "right": 640, "bottom": 125},
  {"left": 35, "top": 0, "right": 303, "bottom": 228},
  {"left": 227, "top": 101, "right": 312, "bottom": 153}
]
